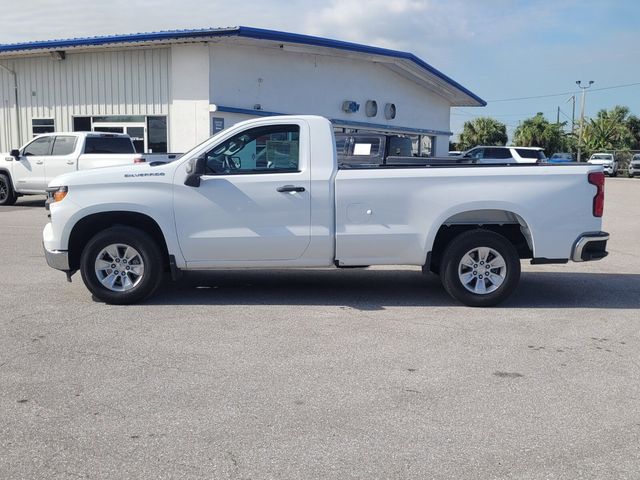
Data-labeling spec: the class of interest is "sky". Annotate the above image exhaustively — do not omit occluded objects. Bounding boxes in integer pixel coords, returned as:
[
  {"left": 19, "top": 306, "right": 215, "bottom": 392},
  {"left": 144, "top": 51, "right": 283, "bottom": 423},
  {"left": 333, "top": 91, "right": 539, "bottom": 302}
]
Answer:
[{"left": 0, "top": 0, "right": 638, "bottom": 140}]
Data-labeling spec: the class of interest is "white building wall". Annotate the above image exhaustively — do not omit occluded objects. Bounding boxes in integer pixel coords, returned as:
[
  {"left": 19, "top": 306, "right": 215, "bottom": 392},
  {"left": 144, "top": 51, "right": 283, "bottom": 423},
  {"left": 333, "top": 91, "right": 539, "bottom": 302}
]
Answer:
[
  {"left": 0, "top": 47, "right": 170, "bottom": 151},
  {"left": 209, "top": 44, "right": 452, "bottom": 155},
  {"left": 168, "top": 44, "right": 210, "bottom": 152}
]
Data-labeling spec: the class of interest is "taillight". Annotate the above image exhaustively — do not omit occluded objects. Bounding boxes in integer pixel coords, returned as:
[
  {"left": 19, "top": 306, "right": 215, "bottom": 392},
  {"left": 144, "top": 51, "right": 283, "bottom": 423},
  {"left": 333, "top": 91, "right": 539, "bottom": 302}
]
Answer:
[{"left": 588, "top": 171, "right": 605, "bottom": 217}]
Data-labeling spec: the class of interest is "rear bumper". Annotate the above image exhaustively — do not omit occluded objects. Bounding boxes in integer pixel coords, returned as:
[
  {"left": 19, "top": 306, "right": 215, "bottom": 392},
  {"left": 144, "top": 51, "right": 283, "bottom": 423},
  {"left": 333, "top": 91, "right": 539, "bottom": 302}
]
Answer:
[{"left": 572, "top": 232, "right": 609, "bottom": 262}]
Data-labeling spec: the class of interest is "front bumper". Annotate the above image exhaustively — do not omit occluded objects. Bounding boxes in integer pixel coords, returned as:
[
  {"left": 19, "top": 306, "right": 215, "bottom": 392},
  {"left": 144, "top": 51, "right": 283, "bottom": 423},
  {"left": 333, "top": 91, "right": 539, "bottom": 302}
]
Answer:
[
  {"left": 44, "top": 244, "right": 70, "bottom": 271},
  {"left": 572, "top": 232, "right": 609, "bottom": 262}
]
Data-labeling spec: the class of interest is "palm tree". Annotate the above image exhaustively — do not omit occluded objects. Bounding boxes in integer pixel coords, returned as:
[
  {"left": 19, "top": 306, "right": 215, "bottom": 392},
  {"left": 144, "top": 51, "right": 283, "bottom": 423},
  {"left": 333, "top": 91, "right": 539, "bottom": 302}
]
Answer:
[
  {"left": 582, "top": 106, "right": 634, "bottom": 153},
  {"left": 513, "top": 113, "right": 567, "bottom": 154},
  {"left": 458, "top": 117, "right": 508, "bottom": 150}
]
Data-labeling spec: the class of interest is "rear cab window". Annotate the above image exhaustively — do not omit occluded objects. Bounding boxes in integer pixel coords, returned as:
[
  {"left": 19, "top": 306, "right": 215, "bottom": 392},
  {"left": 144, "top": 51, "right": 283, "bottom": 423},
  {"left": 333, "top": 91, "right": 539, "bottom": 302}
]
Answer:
[
  {"left": 338, "top": 136, "right": 384, "bottom": 167},
  {"left": 84, "top": 136, "right": 136, "bottom": 154}
]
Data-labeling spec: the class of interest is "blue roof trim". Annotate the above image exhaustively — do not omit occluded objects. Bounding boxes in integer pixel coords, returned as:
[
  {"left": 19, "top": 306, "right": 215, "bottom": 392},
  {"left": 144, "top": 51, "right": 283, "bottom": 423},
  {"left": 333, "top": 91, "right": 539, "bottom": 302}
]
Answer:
[
  {"left": 0, "top": 26, "right": 485, "bottom": 106},
  {"left": 215, "top": 105, "right": 452, "bottom": 136},
  {"left": 216, "top": 105, "right": 287, "bottom": 117}
]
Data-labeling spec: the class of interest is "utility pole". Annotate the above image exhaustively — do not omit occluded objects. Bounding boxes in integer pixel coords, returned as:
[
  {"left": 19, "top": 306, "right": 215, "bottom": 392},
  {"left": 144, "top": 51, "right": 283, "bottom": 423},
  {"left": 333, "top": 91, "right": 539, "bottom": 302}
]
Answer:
[
  {"left": 576, "top": 80, "right": 594, "bottom": 162},
  {"left": 556, "top": 106, "right": 560, "bottom": 125},
  {"left": 566, "top": 95, "right": 576, "bottom": 134}
]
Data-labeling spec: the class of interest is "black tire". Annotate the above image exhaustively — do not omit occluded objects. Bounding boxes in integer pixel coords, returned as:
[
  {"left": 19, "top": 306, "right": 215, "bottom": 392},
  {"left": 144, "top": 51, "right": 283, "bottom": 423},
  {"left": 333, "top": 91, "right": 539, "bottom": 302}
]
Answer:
[
  {"left": 80, "top": 226, "right": 164, "bottom": 304},
  {"left": 0, "top": 173, "right": 17, "bottom": 206},
  {"left": 440, "top": 229, "right": 520, "bottom": 307}
]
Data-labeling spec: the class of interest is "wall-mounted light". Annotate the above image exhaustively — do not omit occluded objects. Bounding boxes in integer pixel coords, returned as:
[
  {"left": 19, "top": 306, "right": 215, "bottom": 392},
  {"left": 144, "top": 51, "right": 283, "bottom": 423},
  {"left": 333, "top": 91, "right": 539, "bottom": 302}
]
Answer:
[
  {"left": 50, "top": 50, "right": 66, "bottom": 61},
  {"left": 254, "top": 104, "right": 263, "bottom": 111},
  {"left": 341, "top": 100, "right": 360, "bottom": 114},
  {"left": 384, "top": 103, "right": 396, "bottom": 120},
  {"left": 365, "top": 100, "right": 378, "bottom": 117}
]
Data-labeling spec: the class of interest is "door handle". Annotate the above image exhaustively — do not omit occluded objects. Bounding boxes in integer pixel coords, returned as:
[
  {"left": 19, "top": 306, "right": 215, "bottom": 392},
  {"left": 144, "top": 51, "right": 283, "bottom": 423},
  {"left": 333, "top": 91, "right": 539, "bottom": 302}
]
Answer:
[
  {"left": 36, "top": 160, "right": 44, "bottom": 164},
  {"left": 66, "top": 161, "right": 75, "bottom": 165},
  {"left": 276, "top": 185, "right": 305, "bottom": 193}
]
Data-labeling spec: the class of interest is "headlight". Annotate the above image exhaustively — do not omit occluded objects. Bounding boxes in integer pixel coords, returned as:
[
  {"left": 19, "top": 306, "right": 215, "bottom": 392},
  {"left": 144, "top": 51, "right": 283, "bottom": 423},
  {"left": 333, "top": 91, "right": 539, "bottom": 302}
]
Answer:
[{"left": 46, "top": 186, "right": 68, "bottom": 208}]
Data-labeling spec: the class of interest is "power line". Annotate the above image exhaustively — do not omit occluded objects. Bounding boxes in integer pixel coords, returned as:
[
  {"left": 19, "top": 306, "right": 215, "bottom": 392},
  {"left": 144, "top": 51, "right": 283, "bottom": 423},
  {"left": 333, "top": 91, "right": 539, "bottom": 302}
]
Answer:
[
  {"left": 452, "top": 109, "right": 557, "bottom": 118},
  {"left": 486, "top": 81, "right": 640, "bottom": 103}
]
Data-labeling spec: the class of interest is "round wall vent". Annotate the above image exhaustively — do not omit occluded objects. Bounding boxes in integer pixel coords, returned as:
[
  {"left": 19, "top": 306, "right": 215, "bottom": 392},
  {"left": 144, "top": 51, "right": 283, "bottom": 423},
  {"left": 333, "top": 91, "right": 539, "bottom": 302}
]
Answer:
[
  {"left": 384, "top": 103, "right": 396, "bottom": 120},
  {"left": 365, "top": 100, "right": 378, "bottom": 117}
]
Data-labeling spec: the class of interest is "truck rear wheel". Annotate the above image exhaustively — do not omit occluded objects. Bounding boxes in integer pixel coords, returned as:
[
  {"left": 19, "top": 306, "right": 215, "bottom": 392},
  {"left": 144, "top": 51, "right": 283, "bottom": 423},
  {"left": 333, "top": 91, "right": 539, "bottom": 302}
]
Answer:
[
  {"left": 440, "top": 229, "right": 520, "bottom": 307},
  {"left": 80, "top": 226, "right": 163, "bottom": 304},
  {"left": 0, "top": 173, "right": 17, "bottom": 206}
]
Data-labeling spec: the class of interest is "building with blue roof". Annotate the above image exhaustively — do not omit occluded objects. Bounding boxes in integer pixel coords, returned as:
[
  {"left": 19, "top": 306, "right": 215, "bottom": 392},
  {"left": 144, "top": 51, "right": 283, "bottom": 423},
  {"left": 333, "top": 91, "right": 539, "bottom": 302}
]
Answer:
[{"left": 0, "top": 26, "right": 484, "bottom": 154}]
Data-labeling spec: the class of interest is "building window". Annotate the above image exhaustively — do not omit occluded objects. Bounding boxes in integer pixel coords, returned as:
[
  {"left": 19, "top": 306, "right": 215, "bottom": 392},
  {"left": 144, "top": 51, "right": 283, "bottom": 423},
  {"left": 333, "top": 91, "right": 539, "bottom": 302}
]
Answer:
[
  {"left": 73, "top": 117, "right": 92, "bottom": 132},
  {"left": 147, "top": 116, "right": 167, "bottom": 153},
  {"left": 32, "top": 118, "right": 54, "bottom": 136},
  {"left": 420, "top": 135, "right": 436, "bottom": 157}
]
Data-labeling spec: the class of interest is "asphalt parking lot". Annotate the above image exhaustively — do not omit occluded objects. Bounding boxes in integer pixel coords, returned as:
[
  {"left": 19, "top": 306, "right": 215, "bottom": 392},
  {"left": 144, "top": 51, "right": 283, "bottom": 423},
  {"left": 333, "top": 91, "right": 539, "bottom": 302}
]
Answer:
[{"left": 1, "top": 178, "right": 639, "bottom": 479}]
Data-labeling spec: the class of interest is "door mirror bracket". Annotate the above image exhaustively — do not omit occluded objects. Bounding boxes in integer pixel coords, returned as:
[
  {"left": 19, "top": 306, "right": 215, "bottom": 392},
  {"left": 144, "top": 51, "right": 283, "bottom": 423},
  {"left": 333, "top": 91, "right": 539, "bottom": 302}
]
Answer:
[{"left": 184, "top": 157, "right": 206, "bottom": 187}]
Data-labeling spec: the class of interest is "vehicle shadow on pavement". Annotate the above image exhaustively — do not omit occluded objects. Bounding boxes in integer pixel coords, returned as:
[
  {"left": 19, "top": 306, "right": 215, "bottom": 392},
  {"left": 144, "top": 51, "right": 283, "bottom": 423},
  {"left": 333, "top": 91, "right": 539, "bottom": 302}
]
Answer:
[
  {"left": 4, "top": 198, "right": 47, "bottom": 211},
  {"left": 147, "top": 269, "right": 640, "bottom": 310}
]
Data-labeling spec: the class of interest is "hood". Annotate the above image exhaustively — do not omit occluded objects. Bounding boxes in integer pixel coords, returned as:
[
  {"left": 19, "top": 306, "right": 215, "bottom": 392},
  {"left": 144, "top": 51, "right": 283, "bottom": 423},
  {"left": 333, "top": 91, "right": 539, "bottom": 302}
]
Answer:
[
  {"left": 588, "top": 158, "right": 613, "bottom": 165},
  {"left": 47, "top": 162, "right": 176, "bottom": 188}
]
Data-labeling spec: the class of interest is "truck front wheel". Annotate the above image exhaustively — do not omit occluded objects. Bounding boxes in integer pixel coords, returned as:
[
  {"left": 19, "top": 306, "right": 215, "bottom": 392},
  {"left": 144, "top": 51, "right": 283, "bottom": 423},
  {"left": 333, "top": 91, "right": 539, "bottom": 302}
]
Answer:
[
  {"left": 440, "top": 229, "right": 520, "bottom": 307},
  {"left": 0, "top": 173, "right": 17, "bottom": 206},
  {"left": 80, "top": 226, "right": 163, "bottom": 304}
]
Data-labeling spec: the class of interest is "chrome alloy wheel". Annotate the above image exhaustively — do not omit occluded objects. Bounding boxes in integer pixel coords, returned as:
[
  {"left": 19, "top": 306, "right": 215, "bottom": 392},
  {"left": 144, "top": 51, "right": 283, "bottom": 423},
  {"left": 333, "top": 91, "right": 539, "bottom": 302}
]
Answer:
[
  {"left": 457, "top": 246, "right": 507, "bottom": 295},
  {"left": 94, "top": 243, "right": 145, "bottom": 292}
]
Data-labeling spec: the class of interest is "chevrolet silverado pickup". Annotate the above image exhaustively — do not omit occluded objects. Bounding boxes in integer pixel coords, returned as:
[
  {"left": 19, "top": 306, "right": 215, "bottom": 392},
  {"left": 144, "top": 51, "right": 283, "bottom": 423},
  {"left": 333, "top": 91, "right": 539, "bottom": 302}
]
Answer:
[
  {"left": 43, "top": 116, "right": 609, "bottom": 307},
  {"left": 0, "top": 132, "right": 176, "bottom": 205}
]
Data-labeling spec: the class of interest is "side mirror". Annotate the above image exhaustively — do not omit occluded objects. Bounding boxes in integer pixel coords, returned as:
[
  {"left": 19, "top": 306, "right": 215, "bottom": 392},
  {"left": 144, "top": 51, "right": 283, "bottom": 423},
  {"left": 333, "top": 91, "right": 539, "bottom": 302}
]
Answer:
[
  {"left": 9, "top": 149, "right": 19, "bottom": 159},
  {"left": 184, "top": 157, "right": 206, "bottom": 187}
]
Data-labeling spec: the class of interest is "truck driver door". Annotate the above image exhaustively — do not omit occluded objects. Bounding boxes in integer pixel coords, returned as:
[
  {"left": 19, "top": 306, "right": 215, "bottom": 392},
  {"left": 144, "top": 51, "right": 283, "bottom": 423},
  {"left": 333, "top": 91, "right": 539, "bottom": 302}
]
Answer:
[{"left": 174, "top": 122, "right": 311, "bottom": 266}]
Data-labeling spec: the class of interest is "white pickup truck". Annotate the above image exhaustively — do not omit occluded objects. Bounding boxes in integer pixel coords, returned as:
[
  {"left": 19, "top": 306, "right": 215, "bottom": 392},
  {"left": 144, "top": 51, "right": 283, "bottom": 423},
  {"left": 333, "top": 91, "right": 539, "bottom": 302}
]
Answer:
[
  {"left": 0, "top": 132, "right": 176, "bottom": 205},
  {"left": 43, "top": 116, "right": 609, "bottom": 307}
]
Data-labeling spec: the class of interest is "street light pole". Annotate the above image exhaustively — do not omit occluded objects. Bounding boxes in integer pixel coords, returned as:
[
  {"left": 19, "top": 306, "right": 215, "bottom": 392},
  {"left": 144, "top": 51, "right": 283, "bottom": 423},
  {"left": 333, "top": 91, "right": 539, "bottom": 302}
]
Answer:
[{"left": 576, "top": 80, "right": 594, "bottom": 162}]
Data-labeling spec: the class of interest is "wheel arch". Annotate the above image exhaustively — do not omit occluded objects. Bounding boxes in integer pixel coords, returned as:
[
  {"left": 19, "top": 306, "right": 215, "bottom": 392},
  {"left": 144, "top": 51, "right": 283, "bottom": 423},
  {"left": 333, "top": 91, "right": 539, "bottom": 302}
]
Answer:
[
  {"left": 426, "top": 208, "right": 534, "bottom": 274},
  {"left": 67, "top": 211, "right": 170, "bottom": 272}
]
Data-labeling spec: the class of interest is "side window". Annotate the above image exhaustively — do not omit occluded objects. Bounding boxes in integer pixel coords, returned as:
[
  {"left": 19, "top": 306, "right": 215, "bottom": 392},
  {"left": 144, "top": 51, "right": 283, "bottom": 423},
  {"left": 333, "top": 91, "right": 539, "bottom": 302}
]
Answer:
[
  {"left": 51, "top": 136, "right": 77, "bottom": 156},
  {"left": 22, "top": 136, "right": 53, "bottom": 156},
  {"left": 204, "top": 125, "right": 300, "bottom": 175},
  {"left": 465, "top": 148, "right": 484, "bottom": 159},
  {"left": 516, "top": 149, "right": 543, "bottom": 160},
  {"left": 486, "top": 148, "right": 513, "bottom": 159}
]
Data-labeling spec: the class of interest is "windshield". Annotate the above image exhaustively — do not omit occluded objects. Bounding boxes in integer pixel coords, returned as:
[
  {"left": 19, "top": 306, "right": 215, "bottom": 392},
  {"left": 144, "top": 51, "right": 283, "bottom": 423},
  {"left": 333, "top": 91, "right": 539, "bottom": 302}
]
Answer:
[{"left": 591, "top": 154, "right": 613, "bottom": 160}]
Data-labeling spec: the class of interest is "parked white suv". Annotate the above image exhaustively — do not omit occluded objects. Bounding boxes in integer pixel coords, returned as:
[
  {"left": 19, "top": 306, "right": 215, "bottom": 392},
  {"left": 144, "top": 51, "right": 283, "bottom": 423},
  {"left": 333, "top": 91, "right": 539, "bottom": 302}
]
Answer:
[
  {"left": 460, "top": 146, "right": 546, "bottom": 164},
  {"left": 588, "top": 153, "right": 618, "bottom": 177}
]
